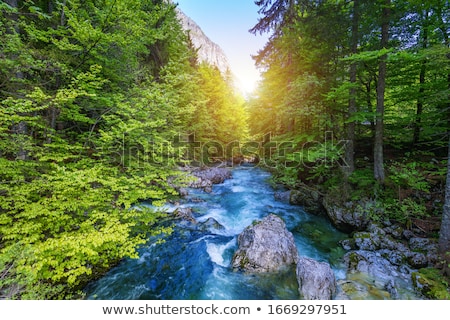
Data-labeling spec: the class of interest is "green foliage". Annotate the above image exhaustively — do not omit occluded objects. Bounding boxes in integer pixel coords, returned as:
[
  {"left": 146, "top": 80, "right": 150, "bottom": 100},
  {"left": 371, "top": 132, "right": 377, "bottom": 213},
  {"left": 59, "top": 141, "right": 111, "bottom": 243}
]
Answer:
[
  {"left": 269, "top": 167, "right": 299, "bottom": 189},
  {"left": 194, "top": 63, "right": 249, "bottom": 145},
  {"left": 0, "top": 0, "right": 240, "bottom": 299},
  {"left": 412, "top": 268, "right": 450, "bottom": 300},
  {"left": 1, "top": 0, "right": 448, "bottom": 299},
  {"left": 348, "top": 169, "right": 377, "bottom": 190},
  {"left": 0, "top": 160, "right": 174, "bottom": 298},
  {"left": 383, "top": 197, "right": 428, "bottom": 227},
  {"left": 347, "top": 169, "right": 378, "bottom": 200},
  {"left": 250, "top": 0, "right": 449, "bottom": 238},
  {"left": 387, "top": 161, "right": 431, "bottom": 194},
  {"left": 380, "top": 160, "right": 436, "bottom": 224}
]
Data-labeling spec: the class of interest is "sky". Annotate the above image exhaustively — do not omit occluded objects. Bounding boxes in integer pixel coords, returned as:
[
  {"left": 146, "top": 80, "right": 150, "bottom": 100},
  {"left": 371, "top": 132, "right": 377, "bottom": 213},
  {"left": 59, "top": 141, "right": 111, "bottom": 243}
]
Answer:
[{"left": 174, "top": 0, "right": 270, "bottom": 94}]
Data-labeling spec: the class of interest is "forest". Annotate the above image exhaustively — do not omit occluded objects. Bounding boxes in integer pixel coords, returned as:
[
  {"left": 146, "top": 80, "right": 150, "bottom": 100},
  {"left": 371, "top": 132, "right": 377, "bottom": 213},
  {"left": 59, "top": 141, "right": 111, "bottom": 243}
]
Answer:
[
  {"left": 0, "top": 0, "right": 248, "bottom": 298},
  {"left": 0, "top": 0, "right": 449, "bottom": 299}
]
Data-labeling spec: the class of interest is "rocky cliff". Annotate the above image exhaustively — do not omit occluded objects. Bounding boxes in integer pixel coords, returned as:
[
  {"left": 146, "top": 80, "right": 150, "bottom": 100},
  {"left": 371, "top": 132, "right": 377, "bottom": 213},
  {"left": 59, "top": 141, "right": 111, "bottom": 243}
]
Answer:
[{"left": 175, "top": 8, "right": 231, "bottom": 75}]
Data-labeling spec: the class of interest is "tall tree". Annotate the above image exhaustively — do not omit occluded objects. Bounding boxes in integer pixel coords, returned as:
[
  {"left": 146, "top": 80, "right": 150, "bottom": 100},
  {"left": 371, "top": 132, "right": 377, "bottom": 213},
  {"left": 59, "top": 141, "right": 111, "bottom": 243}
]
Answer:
[
  {"left": 345, "top": 0, "right": 360, "bottom": 177},
  {"left": 412, "top": 9, "right": 429, "bottom": 145},
  {"left": 438, "top": 0, "right": 450, "bottom": 255},
  {"left": 374, "top": 0, "right": 391, "bottom": 183},
  {"left": 0, "top": 0, "right": 228, "bottom": 299},
  {"left": 440, "top": 136, "right": 450, "bottom": 254},
  {"left": 250, "top": 0, "right": 296, "bottom": 36}
]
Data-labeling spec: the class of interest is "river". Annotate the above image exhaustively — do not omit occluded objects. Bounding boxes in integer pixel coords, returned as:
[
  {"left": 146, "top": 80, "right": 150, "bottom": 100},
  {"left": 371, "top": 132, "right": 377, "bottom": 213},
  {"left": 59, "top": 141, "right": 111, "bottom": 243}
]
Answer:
[{"left": 83, "top": 166, "right": 419, "bottom": 300}]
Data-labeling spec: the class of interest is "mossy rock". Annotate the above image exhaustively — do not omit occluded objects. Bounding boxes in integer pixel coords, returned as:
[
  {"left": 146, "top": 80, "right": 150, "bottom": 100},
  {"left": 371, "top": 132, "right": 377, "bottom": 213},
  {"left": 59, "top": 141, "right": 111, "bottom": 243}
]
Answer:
[
  {"left": 346, "top": 252, "right": 365, "bottom": 271},
  {"left": 412, "top": 268, "right": 450, "bottom": 300}
]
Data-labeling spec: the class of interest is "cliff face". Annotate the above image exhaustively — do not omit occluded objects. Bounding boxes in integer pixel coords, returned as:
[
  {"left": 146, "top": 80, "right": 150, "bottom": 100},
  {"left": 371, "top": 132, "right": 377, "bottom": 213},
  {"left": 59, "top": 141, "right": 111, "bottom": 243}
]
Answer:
[{"left": 176, "top": 8, "right": 231, "bottom": 75}]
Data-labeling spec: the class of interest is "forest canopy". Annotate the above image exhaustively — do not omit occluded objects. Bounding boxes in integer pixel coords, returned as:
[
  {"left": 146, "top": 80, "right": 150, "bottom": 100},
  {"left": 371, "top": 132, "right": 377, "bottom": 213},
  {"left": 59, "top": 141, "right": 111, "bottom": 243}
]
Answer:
[
  {"left": 0, "top": 0, "right": 248, "bottom": 299},
  {"left": 247, "top": 0, "right": 450, "bottom": 280}
]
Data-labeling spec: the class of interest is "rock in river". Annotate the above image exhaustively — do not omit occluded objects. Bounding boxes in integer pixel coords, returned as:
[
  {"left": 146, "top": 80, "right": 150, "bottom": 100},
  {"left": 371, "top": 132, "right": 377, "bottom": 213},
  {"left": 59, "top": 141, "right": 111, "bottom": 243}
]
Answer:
[
  {"left": 232, "top": 214, "right": 299, "bottom": 273},
  {"left": 187, "top": 167, "right": 232, "bottom": 193},
  {"left": 296, "top": 256, "right": 337, "bottom": 300}
]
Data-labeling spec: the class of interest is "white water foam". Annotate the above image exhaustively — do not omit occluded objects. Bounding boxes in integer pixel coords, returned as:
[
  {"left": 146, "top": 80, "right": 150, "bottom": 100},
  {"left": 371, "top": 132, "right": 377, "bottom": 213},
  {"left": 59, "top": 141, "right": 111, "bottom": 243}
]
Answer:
[
  {"left": 206, "top": 238, "right": 236, "bottom": 267},
  {"left": 231, "top": 185, "right": 246, "bottom": 193}
]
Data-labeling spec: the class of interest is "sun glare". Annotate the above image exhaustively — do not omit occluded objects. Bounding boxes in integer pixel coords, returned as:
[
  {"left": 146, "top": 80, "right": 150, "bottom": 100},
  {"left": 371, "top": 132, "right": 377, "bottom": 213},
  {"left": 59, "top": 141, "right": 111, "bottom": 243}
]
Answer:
[{"left": 236, "top": 72, "right": 261, "bottom": 97}]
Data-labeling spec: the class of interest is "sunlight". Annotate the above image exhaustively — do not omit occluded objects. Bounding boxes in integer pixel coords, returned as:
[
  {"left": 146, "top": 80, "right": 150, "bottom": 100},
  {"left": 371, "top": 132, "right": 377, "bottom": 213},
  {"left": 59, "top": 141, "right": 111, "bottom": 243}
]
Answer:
[{"left": 235, "top": 72, "right": 261, "bottom": 97}]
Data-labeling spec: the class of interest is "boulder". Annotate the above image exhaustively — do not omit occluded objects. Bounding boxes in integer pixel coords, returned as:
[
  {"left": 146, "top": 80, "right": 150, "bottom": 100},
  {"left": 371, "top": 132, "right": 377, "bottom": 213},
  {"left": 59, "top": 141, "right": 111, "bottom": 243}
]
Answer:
[
  {"left": 384, "top": 279, "right": 399, "bottom": 299},
  {"left": 383, "top": 224, "right": 404, "bottom": 240},
  {"left": 296, "top": 256, "right": 337, "bottom": 300},
  {"left": 379, "top": 249, "right": 407, "bottom": 266},
  {"left": 408, "top": 237, "right": 438, "bottom": 254},
  {"left": 274, "top": 191, "right": 291, "bottom": 203},
  {"left": 340, "top": 239, "right": 357, "bottom": 251},
  {"left": 192, "top": 167, "right": 232, "bottom": 184},
  {"left": 344, "top": 250, "right": 412, "bottom": 283},
  {"left": 232, "top": 214, "right": 299, "bottom": 272},
  {"left": 289, "top": 186, "right": 324, "bottom": 215},
  {"left": 402, "top": 229, "right": 415, "bottom": 240},
  {"left": 353, "top": 232, "right": 381, "bottom": 251},
  {"left": 323, "top": 198, "right": 371, "bottom": 233},
  {"left": 198, "top": 217, "right": 225, "bottom": 232},
  {"left": 188, "top": 167, "right": 232, "bottom": 193},
  {"left": 336, "top": 278, "right": 392, "bottom": 300},
  {"left": 178, "top": 187, "right": 189, "bottom": 197},
  {"left": 336, "top": 280, "right": 368, "bottom": 300},
  {"left": 406, "top": 252, "right": 428, "bottom": 269},
  {"left": 173, "top": 207, "right": 196, "bottom": 223}
]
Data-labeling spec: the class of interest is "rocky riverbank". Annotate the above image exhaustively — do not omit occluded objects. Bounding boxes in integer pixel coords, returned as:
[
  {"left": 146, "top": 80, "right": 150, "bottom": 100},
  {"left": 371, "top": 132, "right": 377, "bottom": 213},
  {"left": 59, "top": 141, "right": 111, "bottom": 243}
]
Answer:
[
  {"left": 276, "top": 185, "right": 449, "bottom": 299},
  {"left": 175, "top": 166, "right": 233, "bottom": 195},
  {"left": 231, "top": 214, "right": 337, "bottom": 300},
  {"left": 170, "top": 166, "right": 448, "bottom": 299}
]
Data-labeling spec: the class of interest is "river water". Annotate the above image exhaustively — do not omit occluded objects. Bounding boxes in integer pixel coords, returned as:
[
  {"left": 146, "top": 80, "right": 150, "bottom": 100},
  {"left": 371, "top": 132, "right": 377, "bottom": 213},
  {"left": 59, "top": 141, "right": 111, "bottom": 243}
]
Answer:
[{"left": 83, "top": 166, "right": 418, "bottom": 300}]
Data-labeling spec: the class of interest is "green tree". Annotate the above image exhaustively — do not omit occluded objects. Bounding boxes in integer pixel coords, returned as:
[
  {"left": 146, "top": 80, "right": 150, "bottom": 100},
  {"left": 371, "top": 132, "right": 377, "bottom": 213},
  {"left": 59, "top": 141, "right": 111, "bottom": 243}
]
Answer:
[
  {"left": 195, "top": 63, "right": 248, "bottom": 145},
  {"left": 0, "top": 0, "right": 206, "bottom": 299},
  {"left": 249, "top": 0, "right": 450, "bottom": 237},
  {"left": 440, "top": 137, "right": 450, "bottom": 255},
  {"left": 374, "top": 0, "right": 391, "bottom": 184}
]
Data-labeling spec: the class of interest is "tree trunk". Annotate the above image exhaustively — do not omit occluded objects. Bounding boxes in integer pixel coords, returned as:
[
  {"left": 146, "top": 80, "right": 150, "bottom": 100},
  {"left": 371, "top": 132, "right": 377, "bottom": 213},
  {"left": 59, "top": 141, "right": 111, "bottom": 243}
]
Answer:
[
  {"left": 440, "top": 135, "right": 450, "bottom": 254},
  {"left": 413, "top": 13, "right": 429, "bottom": 146},
  {"left": 413, "top": 62, "right": 426, "bottom": 145},
  {"left": 361, "top": 74, "right": 375, "bottom": 137},
  {"left": 344, "top": 0, "right": 360, "bottom": 177},
  {"left": 438, "top": 3, "right": 450, "bottom": 255},
  {"left": 374, "top": 0, "right": 390, "bottom": 184},
  {"left": 437, "top": 6, "right": 450, "bottom": 135}
]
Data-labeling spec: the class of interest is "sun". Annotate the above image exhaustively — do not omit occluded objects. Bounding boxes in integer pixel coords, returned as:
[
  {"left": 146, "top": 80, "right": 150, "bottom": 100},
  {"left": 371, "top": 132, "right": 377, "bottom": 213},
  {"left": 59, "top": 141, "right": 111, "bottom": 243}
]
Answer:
[{"left": 235, "top": 72, "right": 261, "bottom": 97}]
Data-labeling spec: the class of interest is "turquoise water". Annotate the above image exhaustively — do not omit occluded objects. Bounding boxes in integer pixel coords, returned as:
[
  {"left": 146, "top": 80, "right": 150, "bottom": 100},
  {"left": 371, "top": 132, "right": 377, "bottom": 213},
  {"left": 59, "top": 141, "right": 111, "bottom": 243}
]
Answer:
[{"left": 84, "top": 166, "right": 350, "bottom": 300}]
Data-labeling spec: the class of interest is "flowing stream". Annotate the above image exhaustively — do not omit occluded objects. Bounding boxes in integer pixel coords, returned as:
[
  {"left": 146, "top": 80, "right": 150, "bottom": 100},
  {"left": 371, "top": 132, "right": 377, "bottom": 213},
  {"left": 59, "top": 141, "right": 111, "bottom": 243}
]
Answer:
[{"left": 84, "top": 166, "right": 418, "bottom": 300}]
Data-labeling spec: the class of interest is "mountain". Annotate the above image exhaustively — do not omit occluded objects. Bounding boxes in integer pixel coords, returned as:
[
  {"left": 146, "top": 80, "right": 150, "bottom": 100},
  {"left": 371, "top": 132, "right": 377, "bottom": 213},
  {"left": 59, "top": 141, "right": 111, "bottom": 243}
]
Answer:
[{"left": 175, "top": 8, "right": 231, "bottom": 75}]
